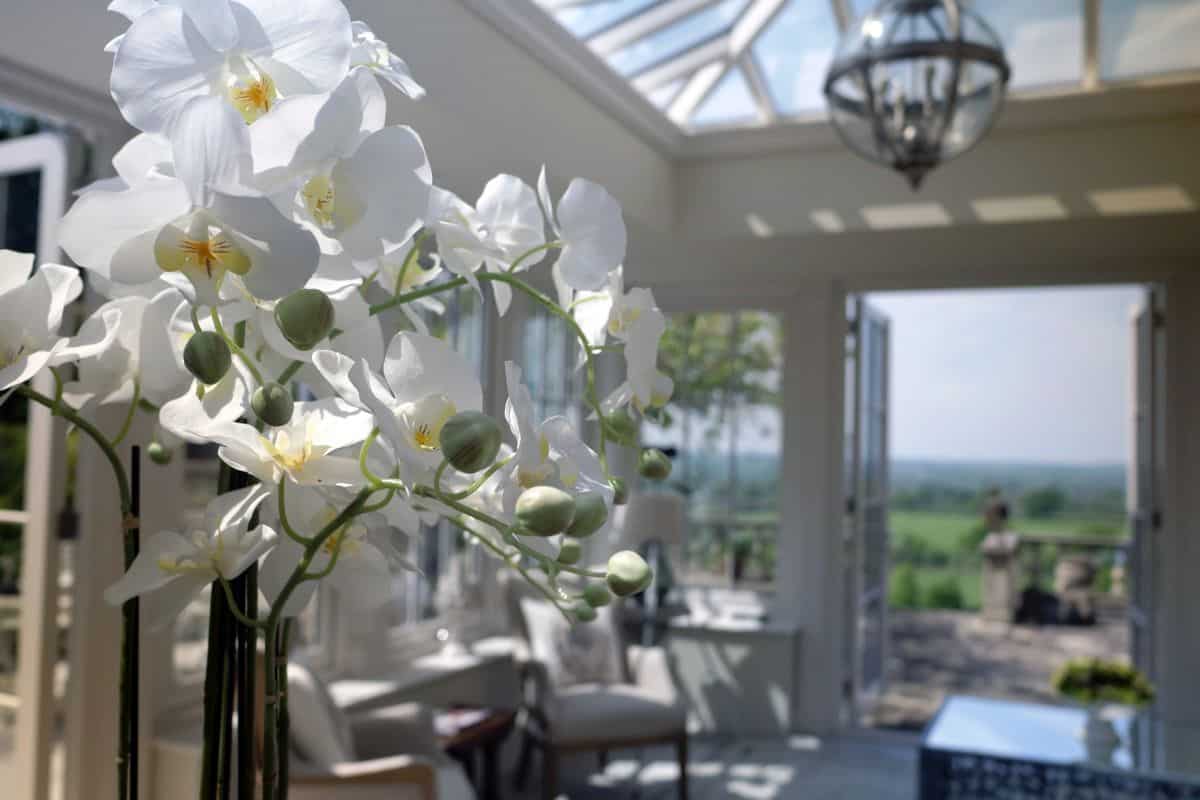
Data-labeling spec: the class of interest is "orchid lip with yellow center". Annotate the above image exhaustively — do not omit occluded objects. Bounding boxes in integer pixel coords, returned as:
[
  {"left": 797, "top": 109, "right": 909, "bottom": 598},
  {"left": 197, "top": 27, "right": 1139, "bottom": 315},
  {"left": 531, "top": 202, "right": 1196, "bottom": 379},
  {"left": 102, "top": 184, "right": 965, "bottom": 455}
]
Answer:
[
  {"left": 398, "top": 394, "right": 457, "bottom": 453},
  {"left": 225, "top": 59, "right": 279, "bottom": 124},
  {"left": 608, "top": 307, "right": 642, "bottom": 337},
  {"left": 261, "top": 422, "right": 329, "bottom": 476},
  {"left": 0, "top": 341, "right": 29, "bottom": 370},
  {"left": 155, "top": 215, "right": 252, "bottom": 287}
]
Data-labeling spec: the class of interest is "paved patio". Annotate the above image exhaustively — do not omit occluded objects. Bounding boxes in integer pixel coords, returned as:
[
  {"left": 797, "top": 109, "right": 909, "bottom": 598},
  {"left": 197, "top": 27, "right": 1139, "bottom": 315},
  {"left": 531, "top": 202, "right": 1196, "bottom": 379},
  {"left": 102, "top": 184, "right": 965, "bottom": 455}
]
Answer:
[{"left": 866, "top": 607, "right": 1130, "bottom": 731}]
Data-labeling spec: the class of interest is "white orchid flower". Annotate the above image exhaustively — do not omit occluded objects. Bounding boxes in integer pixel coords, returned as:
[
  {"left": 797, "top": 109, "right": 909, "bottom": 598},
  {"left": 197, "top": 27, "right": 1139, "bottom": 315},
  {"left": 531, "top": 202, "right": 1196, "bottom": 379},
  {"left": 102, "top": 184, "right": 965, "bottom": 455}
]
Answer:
[
  {"left": 103, "top": 485, "right": 273, "bottom": 630},
  {"left": 206, "top": 397, "right": 374, "bottom": 487},
  {"left": 259, "top": 483, "right": 419, "bottom": 617},
  {"left": 602, "top": 307, "right": 674, "bottom": 415},
  {"left": 109, "top": 0, "right": 353, "bottom": 138},
  {"left": 537, "top": 167, "right": 627, "bottom": 296},
  {"left": 250, "top": 74, "right": 430, "bottom": 260},
  {"left": 502, "top": 363, "right": 612, "bottom": 515},
  {"left": 0, "top": 251, "right": 123, "bottom": 393},
  {"left": 63, "top": 288, "right": 191, "bottom": 410},
  {"left": 350, "top": 21, "right": 425, "bottom": 100},
  {"left": 427, "top": 175, "right": 546, "bottom": 316},
  {"left": 313, "top": 332, "right": 483, "bottom": 479},
  {"left": 158, "top": 365, "right": 252, "bottom": 445},
  {"left": 361, "top": 242, "right": 446, "bottom": 334},
  {"left": 60, "top": 111, "right": 320, "bottom": 307}
]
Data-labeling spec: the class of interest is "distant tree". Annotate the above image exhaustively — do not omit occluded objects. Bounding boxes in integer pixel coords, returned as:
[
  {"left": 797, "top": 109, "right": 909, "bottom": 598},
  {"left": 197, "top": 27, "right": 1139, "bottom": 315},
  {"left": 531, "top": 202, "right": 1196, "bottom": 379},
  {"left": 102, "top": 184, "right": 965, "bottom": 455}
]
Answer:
[
  {"left": 925, "top": 576, "right": 965, "bottom": 610},
  {"left": 890, "top": 564, "right": 921, "bottom": 609},
  {"left": 1024, "top": 486, "right": 1068, "bottom": 519}
]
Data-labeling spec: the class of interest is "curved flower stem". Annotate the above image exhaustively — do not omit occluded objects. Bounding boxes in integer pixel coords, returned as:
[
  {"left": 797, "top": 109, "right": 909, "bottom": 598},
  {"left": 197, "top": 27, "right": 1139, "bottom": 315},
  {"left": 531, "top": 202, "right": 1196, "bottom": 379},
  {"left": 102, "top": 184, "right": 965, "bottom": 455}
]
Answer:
[
  {"left": 443, "top": 457, "right": 513, "bottom": 502},
  {"left": 505, "top": 241, "right": 560, "bottom": 274},
  {"left": 111, "top": 379, "right": 141, "bottom": 447},
  {"left": 359, "top": 483, "right": 397, "bottom": 515},
  {"left": 277, "top": 360, "right": 304, "bottom": 385},
  {"left": 368, "top": 276, "right": 468, "bottom": 317},
  {"left": 218, "top": 575, "right": 267, "bottom": 630},
  {"left": 393, "top": 230, "right": 429, "bottom": 295},
  {"left": 276, "top": 479, "right": 314, "bottom": 546},
  {"left": 210, "top": 307, "right": 265, "bottom": 387}
]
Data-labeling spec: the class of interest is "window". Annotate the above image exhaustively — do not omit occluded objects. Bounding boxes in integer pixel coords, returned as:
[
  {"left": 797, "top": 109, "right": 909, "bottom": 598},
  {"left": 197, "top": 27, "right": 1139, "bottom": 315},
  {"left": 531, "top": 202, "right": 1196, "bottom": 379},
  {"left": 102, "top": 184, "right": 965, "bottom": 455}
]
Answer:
[
  {"left": 385, "top": 286, "right": 489, "bottom": 637},
  {"left": 1100, "top": 0, "right": 1200, "bottom": 81},
  {"left": 519, "top": 303, "right": 584, "bottom": 428},
  {"left": 642, "top": 311, "right": 784, "bottom": 588}
]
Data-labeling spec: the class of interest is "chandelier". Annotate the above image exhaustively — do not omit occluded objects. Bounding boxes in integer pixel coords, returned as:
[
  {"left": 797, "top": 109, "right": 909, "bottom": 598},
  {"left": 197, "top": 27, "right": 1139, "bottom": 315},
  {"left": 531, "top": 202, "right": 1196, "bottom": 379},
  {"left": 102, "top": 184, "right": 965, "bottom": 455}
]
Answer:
[{"left": 824, "top": 0, "right": 1011, "bottom": 189}]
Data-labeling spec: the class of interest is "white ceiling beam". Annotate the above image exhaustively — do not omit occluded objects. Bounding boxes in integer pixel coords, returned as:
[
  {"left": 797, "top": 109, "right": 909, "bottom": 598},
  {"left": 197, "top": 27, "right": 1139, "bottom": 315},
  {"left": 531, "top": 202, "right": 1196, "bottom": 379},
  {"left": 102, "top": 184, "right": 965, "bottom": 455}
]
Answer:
[
  {"left": 829, "top": 0, "right": 854, "bottom": 33},
  {"left": 590, "top": 0, "right": 727, "bottom": 56},
  {"left": 740, "top": 52, "right": 778, "bottom": 124},
  {"left": 631, "top": 32, "right": 731, "bottom": 92},
  {"left": 666, "top": 0, "right": 789, "bottom": 125}
]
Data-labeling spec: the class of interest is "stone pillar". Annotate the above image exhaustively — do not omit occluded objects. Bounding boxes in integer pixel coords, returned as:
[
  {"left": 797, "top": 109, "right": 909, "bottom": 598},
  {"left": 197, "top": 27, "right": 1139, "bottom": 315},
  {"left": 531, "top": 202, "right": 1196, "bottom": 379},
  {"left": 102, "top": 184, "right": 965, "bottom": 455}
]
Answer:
[{"left": 980, "top": 532, "right": 1020, "bottom": 623}]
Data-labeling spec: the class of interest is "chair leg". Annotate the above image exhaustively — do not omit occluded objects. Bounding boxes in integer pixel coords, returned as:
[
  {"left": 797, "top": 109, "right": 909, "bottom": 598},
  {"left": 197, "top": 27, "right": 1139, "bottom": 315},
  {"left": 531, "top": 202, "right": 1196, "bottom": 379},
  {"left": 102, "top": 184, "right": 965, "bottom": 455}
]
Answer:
[
  {"left": 541, "top": 747, "right": 559, "bottom": 800},
  {"left": 598, "top": 748, "right": 609, "bottom": 771},
  {"left": 514, "top": 731, "right": 534, "bottom": 790},
  {"left": 676, "top": 734, "right": 689, "bottom": 800}
]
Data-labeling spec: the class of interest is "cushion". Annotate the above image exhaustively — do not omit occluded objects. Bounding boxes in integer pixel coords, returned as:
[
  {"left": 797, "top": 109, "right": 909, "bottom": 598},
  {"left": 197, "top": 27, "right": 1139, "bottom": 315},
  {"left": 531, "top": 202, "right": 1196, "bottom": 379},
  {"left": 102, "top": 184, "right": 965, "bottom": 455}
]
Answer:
[
  {"left": 287, "top": 660, "right": 356, "bottom": 767},
  {"left": 520, "top": 598, "right": 624, "bottom": 689},
  {"left": 549, "top": 683, "right": 687, "bottom": 746}
]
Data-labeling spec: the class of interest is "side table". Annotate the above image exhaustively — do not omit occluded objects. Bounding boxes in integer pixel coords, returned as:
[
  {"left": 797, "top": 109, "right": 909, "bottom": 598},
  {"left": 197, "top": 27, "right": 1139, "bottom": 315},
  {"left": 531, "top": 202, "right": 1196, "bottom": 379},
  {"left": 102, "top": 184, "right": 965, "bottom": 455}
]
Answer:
[{"left": 436, "top": 707, "right": 517, "bottom": 800}]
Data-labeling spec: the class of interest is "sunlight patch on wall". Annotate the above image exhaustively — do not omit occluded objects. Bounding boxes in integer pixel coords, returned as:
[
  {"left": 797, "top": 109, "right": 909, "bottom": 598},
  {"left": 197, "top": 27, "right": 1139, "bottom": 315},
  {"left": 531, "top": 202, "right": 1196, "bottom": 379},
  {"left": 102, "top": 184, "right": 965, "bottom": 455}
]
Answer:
[
  {"left": 811, "top": 209, "right": 846, "bottom": 233},
  {"left": 972, "top": 194, "right": 1069, "bottom": 223},
  {"left": 862, "top": 203, "right": 952, "bottom": 230},
  {"left": 1089, "top": 185, "right": 1197, "bottom": 216},
  {"left": 745, "top": 213, "right": 774, "bottom": 238}
]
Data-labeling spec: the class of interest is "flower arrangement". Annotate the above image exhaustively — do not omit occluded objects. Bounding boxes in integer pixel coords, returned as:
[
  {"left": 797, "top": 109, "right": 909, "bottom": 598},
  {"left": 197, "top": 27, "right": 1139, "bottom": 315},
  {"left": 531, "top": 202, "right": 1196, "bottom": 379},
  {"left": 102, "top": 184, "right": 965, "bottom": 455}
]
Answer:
[
  {"left": 3, "top": 0, "right": 674, "bottom": 796},
  {"left": 1052, "top": 658, "right": 1156, "bottom": 707}
]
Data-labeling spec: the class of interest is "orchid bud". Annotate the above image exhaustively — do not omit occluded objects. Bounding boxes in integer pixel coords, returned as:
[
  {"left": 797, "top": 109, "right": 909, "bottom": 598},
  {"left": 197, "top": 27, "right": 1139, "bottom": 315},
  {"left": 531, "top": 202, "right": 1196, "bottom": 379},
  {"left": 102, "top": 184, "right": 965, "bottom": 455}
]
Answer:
[
  {"left": 274, "top": 289, "right": 335, "bottom": 351},
  {"left": 252, "top": 383, "right": 294, "bottom": 427},
  {"left": 515, "top": 486, "right": 576, "bottom": 537},
  {"left": 606, "top": 550, "right": 652, "bottom": 597},
  {"left": 605, "top": 408, "right": 639, "bottom": 443},
  {"left": 147, "top": 442, "right": 173, "bottom": 466},
  {"left": 610, "top": 477, "right": 629, "bottom": 506},
  {"left": 583, "top": 583, "right": 613, "bottom": 608},
  {"left": 565, "top": 491, "right": 608, "bottom": 539},
  {"left": 183, "top": 331, "right": 232, "bottom": 385},
  {"left": 557, "top": 538, "right": 583, "bottom": 565},
  {"left": 574, "top": 602, "right": 598, "bottom": 623},
  {"left": 439, "top": 411, "right": 502, "bottom": 473},
  {"left": 638, "top": 448, "right": 672, "bottom": 481}
]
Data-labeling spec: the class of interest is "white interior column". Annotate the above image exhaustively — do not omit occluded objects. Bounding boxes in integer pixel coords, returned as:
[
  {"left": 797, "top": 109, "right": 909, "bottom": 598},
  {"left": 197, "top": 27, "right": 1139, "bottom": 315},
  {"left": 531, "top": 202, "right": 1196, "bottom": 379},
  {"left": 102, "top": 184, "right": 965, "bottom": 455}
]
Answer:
[
  {"left": 771, "top": 279, "right": 847, "bottom": 734},
  {"left": 1159, "top": 274, "right": 1200, "bottom": 727}
]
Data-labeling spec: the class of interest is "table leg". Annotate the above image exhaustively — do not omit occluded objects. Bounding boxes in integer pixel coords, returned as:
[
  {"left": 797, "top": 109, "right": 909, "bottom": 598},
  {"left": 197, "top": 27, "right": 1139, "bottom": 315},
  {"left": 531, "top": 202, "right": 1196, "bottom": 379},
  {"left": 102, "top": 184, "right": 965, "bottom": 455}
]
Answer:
[{"left": 482, "top": 739, "right": 500, "bottom": 800}]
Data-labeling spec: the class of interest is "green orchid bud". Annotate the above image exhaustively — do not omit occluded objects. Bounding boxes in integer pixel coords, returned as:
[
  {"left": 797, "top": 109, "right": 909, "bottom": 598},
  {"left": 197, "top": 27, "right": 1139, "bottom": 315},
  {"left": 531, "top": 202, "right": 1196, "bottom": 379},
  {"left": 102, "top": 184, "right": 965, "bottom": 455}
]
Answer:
[
  {"left": 583, "top": 583, "right": 613, "bottom": 608},
  {"left": 274, "top": 289, "right": 335, "bottom": 351},
  {"left": 515, "top": 486, "right": 577, "bottom": 537},
  {"left": 557, "top": 539, "right": 583, "bottom": 565},
  {"left": 439, "top": 411, "right": 503, "bottom": 473},
  {"left": 605, "top": 408, "right": 639, "bottom": 443},
  {"left": 252, "top": 383, "right": 294, "bottom": 427},
  {"left": 183, "top": 331, "right": 232, "bottom": 385},
  {"left": 638, "top": 448, "right": 672, "bottom": 482},
  {"left": 573, "top": 602, "right": 598, "bottom": 623},
  {"left": 565, "top": 491, "right": 608, "bottom": 539},
  {"left": 610, "top": 477, "right": 629, "bottom": 506},
  {"left": 606, "top": 550, "right": 652, "bottom": 597},
  {"left": 147, "top": 441, "right": 173, "bottom": 466}
]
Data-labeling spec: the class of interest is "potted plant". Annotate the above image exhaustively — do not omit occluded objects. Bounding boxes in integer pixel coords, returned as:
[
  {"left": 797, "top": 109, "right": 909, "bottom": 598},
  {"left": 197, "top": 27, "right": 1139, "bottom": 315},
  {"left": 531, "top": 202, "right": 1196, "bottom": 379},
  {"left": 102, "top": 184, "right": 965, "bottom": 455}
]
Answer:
[{"left": 1052, "top": 658, "right": 1155, "bottom": 762}]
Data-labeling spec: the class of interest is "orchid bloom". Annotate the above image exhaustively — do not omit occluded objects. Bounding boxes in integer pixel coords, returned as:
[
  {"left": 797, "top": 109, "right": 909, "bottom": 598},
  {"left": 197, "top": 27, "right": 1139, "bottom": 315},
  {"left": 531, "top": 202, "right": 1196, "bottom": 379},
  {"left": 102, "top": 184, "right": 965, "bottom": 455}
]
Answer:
[
  {"left": 59, "top": 103, "right": 320, "bottom": 306},
  {"left": 313, "top": 331, "right": 483, "bottom": 479},
  {"left": 259, "top": 483, "right": 419, "bottom": 617},
  {"left": 502, "top": 363, "right": 613, "bottom": 515},
  {"left": 427, "top": 175, "right": 547, "bottom": 314},
  {"left": 64, "top": 288, "right": 191, "bottom": 410},
  {"left": 0, "top": 251, "right": 123, "bottom": 392},
  {"left": 103, "top": 485, "right": 273, "bottom": 630},
  {"left": 206, "top": 397, "right": 374, "bottom": 487},
  {"left": 250, "top": 73, "right": 431, "bottom": 260},
  {"left": 603, "top": 306, "right": 674, "bottom": 415},
  {"left": 109, "top": 0, "right": 353, "bottom": 137},
  {"left": 350, "top": 21, "right": 425, "bottom": 100},
  {"left": 538, "top": 167, "right": 627, "bottom": 299}
]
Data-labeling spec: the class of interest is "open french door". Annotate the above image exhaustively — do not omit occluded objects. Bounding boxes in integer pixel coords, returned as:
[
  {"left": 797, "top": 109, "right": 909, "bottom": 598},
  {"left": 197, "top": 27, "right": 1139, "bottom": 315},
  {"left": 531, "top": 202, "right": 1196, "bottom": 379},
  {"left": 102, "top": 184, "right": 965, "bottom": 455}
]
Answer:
[
  {"left": 1128, "top": 287, "right": 1164, "bottom": 681},
  {"left": 844, "top": 297, "right": 891, "bottom": 724},
  {"left": 0, "top": 132, "right": 73, "bottom": 800}
]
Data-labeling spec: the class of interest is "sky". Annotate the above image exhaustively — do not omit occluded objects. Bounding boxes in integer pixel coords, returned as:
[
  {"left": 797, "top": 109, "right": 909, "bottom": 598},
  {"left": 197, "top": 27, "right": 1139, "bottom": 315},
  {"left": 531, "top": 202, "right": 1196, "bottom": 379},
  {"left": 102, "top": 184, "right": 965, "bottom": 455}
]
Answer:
[{"left": 868, "top": 285, "right": 1145, "bottom": 465}]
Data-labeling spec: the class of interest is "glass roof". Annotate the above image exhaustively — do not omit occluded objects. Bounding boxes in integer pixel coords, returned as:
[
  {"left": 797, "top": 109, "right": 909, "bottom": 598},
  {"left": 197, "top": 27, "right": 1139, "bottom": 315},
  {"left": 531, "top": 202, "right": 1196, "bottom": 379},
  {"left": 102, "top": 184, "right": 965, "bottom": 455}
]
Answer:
[{"left": 533, "top": 0, "right": 1200, "bottom": 134}]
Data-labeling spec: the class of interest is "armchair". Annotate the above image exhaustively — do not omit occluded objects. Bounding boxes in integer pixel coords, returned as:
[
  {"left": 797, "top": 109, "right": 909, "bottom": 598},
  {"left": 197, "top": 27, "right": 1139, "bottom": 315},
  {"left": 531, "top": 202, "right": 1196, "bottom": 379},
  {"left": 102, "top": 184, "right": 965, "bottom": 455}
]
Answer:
[
  {"left": 502, "top": 574, "right": 688, "bottom": 800},
  {"left": 255, "top": 658, "right": 475, "bottom": 800}
]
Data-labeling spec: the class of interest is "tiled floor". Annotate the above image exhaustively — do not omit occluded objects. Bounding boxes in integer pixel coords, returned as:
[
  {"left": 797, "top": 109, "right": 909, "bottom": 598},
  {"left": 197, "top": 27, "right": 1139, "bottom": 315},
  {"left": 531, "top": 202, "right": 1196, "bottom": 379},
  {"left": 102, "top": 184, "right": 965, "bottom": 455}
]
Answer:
[{"left": 513, "top": 733, "right": 918, "bottom": 800}]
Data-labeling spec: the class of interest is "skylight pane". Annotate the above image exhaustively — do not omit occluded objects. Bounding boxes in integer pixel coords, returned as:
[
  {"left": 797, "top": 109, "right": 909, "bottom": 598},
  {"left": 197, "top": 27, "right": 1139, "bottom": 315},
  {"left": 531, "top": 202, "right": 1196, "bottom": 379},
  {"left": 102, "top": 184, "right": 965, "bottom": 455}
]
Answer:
[
  {"left": 753, "top": 0, "right": 838, "bottom": 117},
  {"left": 690, "top": 67, "right": 759, "bottom": 128},
  {"left": 967, "top": 1, "right": 1082, "bottom": 89},
  {"left": 1100, "top": 0, "right": 1200, "bottom": 80},
  {"left": 541, "top": 0, "right": 662, "bottom": 38},
  {"left": 648, "top": 77, "right": 687, "bottom": 109},
  {"left": 608, "top": 0, "right": 747, "bottom": 77}
]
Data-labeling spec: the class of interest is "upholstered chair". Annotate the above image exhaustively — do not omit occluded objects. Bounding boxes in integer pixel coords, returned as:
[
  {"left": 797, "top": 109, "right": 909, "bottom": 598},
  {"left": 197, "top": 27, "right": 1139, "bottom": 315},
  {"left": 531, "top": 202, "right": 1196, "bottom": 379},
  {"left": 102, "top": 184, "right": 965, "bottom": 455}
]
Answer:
[
  {"left": 502, "top": 574, "right": 689, "bottom": 800},
  {"left": 255, "top": 658, "right": 476, "bottom": 800}
]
